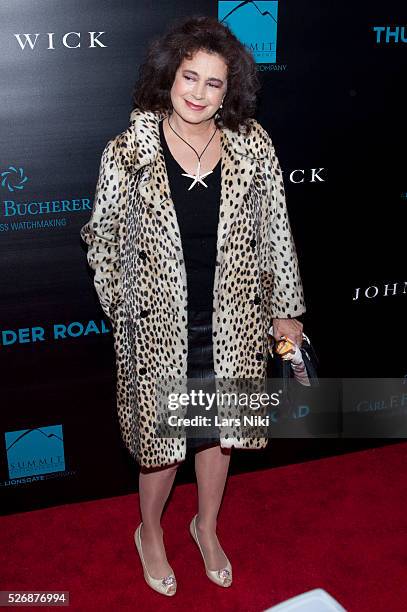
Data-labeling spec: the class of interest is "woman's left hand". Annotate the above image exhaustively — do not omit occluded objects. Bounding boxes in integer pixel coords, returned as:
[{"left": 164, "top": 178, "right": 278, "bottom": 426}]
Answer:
[{"left": 272, "top": 317, "right": 303, "bottom": 347}]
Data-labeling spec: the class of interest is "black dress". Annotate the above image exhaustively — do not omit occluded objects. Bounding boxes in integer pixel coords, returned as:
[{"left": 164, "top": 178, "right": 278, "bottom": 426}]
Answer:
[{"left": 159, "top": 118, "right": 221, "bottom": 450}]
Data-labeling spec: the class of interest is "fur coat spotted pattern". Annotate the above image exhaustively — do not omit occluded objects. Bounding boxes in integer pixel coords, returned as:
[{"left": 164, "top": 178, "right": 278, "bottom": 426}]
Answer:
[{"left": 80, "top": 108, "right": 306, "bottom": 468}]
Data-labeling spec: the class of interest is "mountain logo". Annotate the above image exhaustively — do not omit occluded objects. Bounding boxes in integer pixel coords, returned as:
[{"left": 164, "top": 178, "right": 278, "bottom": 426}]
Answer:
[
  {"left": 5, "top": 425, "right": 65, "bottom": 478},
  {"left": 218, "top": 1, "right": 278, "bottom": 63}
]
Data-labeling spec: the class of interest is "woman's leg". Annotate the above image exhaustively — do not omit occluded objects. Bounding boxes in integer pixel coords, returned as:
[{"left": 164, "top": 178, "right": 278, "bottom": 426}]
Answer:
[
  {"left": 194, "top": 443, "right": 232, "bottom": 569},
  {"left": 138, "top": 462, "right": 179, "bottom": 579}
]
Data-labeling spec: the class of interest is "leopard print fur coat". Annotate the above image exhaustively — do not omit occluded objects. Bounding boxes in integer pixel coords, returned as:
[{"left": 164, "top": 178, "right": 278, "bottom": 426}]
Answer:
[{"left": 80, "top": 108, "right": 306, "bottom": 468}]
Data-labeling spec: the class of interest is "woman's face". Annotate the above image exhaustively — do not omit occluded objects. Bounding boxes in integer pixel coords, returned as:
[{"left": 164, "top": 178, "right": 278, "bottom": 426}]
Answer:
[{"left": 170, "top": 48, "right": 228, "bottom": 124}]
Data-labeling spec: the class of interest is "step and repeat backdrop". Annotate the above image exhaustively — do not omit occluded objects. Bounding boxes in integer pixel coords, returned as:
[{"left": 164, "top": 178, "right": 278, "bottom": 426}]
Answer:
[{"left": 1, "top": 1, "right": 406, "bottom": 513}]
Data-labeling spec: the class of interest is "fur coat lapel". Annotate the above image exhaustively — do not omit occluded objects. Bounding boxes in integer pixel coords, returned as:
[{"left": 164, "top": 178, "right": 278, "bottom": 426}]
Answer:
[{"left": 115, "top": 108, "right": 269, "bottom": 261}]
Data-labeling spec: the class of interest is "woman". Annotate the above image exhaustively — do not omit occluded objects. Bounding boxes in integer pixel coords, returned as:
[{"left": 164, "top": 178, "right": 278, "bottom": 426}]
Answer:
[{"left": 80, "top": 15, "right": 306, "bottom": 596}]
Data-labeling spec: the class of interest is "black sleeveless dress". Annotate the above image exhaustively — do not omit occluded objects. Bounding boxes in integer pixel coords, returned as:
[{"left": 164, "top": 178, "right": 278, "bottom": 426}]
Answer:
[{"left": 159, "top": 118, "right": 220, "bottom": 451}]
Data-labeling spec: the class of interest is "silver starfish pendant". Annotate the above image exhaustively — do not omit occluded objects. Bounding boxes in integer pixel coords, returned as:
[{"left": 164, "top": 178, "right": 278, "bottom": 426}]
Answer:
[{"left": 181, "top": 159, "right": 213, "bottom": 190}]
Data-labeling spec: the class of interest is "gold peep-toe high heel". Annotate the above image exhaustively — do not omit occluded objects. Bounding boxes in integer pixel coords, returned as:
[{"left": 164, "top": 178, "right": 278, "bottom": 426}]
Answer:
[
  {"left": 134, "top": 523, "right": 177, "bottom": 596},
  {"left": 189, "top": 514, "right": 232, "bottom": 587}
]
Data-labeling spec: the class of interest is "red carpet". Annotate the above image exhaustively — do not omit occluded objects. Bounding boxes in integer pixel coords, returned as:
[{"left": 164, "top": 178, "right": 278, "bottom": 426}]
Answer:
[{"left": 2, "top": 442, "right": 407, "bottom": 611}]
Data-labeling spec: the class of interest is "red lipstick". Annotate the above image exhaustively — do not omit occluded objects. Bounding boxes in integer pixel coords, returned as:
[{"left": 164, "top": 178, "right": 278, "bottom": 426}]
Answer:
[{"left": 185, "top": 100, "right": 206, "bottom": 111}]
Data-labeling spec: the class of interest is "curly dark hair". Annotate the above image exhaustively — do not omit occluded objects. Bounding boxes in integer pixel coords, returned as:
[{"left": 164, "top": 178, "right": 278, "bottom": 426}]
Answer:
[{"left": 132, "top": 14, "right": 261, "bottom": 134}]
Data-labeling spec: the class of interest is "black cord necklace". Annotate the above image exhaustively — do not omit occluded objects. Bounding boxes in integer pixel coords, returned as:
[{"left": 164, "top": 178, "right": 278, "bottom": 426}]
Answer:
[{"left": 167, "top": 115, "right": 218, "bottom": 190}]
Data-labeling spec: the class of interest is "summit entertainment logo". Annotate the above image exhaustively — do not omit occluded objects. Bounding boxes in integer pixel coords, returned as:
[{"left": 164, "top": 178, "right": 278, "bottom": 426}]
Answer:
[
  {"left": 4, "top": 425, "right": 65, "bottom": 479},
  {"left": 218, "top": 1, "right": 281, "bottom": 66}
]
